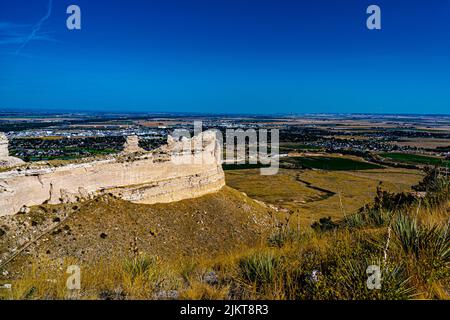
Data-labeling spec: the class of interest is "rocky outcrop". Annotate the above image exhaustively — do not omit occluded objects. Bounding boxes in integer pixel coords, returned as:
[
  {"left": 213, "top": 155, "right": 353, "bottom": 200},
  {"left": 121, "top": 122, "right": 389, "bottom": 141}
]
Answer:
[
  {"left": 0, "top": 133, "right": 8, "bottom": 157},
  {"left": 122, "top": 135, "right": 145, "bottom": 154},
  {"left": 0, "top": 131, "right": 225, "bottom": 216},
  {"left": 0, "top": 133, "right": 24, "bottom": 168}
]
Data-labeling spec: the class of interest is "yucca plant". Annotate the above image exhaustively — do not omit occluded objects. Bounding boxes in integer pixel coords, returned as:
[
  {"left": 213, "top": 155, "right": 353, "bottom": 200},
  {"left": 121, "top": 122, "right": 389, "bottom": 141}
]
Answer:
[
  {"left": 326, "top": 255, "right": 415, "bottom": 300},
  {"left": 123, "top": 254, "right": 158, "bottom": 279},
  {"left": 367, "top": 209, "right": 393, "bottom": 227},
  {"left": 342, "top": 211, "right": 365, "bottom": 228},
  {"left": 415, "top": 224, "right": 450, "bottom": 280},
  {"left": 393, "top": 214, "right": 449, "bottom": 273},
  {"left": 238, "top": 252, "right": 279, "bottom": 287},
  {"left": 267, "top": 226, "right": 302, "bottom": 247},
  {"left": 342, "top": 209, "right": 393, "bottom": 229},
  {"left": 392, "top": 214, "right": 421, "bottom": 257}
]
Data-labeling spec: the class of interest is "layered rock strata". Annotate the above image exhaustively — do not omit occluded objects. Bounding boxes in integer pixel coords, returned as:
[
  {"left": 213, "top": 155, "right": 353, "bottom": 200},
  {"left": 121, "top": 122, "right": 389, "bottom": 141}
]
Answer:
[{"left": 0, "top": 131, "right": 224, "bottom": 216}]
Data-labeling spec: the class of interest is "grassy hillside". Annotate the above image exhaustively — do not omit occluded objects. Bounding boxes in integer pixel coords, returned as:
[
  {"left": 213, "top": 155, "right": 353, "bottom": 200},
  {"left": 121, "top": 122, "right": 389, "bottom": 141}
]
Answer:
[
  {"left": 0, "top": 169, "right": 447, "bottom": 300},
  {"left": 0, "top": 187, "right": 273, "bottom": 288}
]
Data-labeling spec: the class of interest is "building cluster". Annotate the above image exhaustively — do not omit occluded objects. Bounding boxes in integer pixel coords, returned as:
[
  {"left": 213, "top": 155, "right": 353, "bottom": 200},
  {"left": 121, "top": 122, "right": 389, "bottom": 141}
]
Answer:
[{"left": 1, "top": 117, "right": 449, "bottom": 162}]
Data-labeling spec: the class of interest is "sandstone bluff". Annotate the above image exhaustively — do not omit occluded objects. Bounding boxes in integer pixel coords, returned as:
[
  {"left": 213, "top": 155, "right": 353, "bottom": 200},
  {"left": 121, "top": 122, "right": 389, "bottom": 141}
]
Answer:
[
  {"left": 0, "top": 133, "right": 24, "bottom": 168},
  {"left": 0, "top": 131, "right": 225, "bottom": 217}
]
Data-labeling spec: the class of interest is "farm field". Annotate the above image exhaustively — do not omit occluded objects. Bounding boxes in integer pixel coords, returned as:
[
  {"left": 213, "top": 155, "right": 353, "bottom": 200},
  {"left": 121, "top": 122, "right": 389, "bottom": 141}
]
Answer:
[
  {"left": 391, "top": 138, "right": 450, "bottom": 149},
  {"left": 222, "top": 163, "right": 270, "bottom": 170},
  {"left": 380, "top": 152, "right": 450, "bottom": 167},
  {"left": 279, "top": 142, "right": 324, "bottom": 152},
  {"left": 283, "top": 156, "right": 383, "bottom": 170},
  {"left": 225, "top": 167, "right": 423, "bottom": 225}
]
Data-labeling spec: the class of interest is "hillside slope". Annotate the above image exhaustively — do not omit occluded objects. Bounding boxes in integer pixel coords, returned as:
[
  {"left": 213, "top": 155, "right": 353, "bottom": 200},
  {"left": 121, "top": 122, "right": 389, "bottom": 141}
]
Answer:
[{"left": 0, "top": 186, "right": 273, "bottom": 275}]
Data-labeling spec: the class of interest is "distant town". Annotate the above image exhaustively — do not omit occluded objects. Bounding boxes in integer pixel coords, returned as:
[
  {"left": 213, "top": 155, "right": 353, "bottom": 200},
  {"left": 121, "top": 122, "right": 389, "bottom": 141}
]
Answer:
[{"left": 1, "top": 112, "right": 449, "bottom": 167}]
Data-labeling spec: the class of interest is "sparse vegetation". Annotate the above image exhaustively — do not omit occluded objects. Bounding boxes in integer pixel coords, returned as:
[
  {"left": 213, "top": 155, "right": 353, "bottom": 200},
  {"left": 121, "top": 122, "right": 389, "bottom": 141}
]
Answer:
[
  {"left": 226, "top": 167, "right": 422, "bottom": 224},
  {"left": 123, "top": 255, "right": 158, "bottom": 280},
  {"left": 1, "top": 166, "right": 448, "bottom": 300}
]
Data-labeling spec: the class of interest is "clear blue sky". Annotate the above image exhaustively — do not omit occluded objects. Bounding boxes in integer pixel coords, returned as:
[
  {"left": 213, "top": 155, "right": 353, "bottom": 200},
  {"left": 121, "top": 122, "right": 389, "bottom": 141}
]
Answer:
[{"left": 0, "top": 0, "right": 449, "bottom": 114}]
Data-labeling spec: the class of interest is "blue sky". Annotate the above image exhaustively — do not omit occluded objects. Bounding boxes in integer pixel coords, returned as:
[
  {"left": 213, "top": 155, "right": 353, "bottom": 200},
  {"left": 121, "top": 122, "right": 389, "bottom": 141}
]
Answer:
[{"left": 0, "top": 0, "right": 449, "bottom": 114}]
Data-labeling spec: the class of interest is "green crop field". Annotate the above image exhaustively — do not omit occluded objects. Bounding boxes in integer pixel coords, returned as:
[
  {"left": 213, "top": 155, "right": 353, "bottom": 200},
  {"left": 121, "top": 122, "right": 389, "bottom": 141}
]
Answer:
[
  {"left": 380, "top": 152, "right": 450, "bottom": 167},
  {"left": 222, "top": 163, "right": 270, "bottom": 170},
  {"left": 283, "top": 156, "right": 382, "bottom": 170},
  {"left": 279, "top": 144, "right": 323, "bottom": 152}
]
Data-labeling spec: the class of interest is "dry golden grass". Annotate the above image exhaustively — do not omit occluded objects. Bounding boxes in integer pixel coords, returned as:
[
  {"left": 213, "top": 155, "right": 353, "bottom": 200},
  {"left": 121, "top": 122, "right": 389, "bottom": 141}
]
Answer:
[
  {"left": 390, "top": 138, "right": 450, "bottom": 149},
  {"left": 226, "top": 167, "right": 423, "bottom": 226},
  {"left": 1, "top": 168, "right": 447, "bottom": 301},
  {"left": 1, "top": 208, "right": 448, "bottom": 300},
  {"left": 225, "top": 169, "right": 318, "bottom": 207},
  {"left": 1, "top": 186, "right": 272, "bottom": 275}
]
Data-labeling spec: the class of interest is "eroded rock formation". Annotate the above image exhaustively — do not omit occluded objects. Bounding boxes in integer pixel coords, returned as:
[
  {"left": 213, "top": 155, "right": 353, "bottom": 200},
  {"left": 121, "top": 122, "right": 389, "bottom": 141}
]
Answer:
[
  {"left": 0, "top": 133, "right": 24, "bottom": 168},
  {"left": 0, "top": 131, "right": 225, "bottom": 216},
  {"left": 122, "top": 135, "right": 145, "bottom": 154}
]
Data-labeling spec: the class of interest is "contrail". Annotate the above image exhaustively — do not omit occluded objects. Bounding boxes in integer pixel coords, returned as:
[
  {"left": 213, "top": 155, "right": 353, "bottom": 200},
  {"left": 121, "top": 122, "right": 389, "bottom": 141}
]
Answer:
[{"left": 15, "top": 0, "right": 53, "bottom": 55}]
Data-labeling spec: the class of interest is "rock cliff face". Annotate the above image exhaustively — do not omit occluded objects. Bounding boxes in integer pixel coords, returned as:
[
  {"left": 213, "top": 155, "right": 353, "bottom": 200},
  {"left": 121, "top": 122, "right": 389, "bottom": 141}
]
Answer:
[
  {"left": 0, "top": 133, "right": 24, "bottom": 168},
  {"left": 0, "top": 131, "right": 225, "bottom": 216},
  {"left": 122, "top": 135, "right": 145, "bottom": 154}
]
